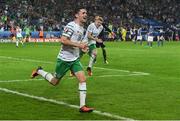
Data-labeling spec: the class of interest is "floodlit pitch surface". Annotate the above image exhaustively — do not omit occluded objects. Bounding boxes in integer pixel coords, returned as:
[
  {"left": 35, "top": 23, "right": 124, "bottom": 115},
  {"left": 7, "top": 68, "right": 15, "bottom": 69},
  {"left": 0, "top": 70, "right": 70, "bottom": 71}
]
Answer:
[{"left": 0, "top": 42, "right": 179, "bottom": 120}]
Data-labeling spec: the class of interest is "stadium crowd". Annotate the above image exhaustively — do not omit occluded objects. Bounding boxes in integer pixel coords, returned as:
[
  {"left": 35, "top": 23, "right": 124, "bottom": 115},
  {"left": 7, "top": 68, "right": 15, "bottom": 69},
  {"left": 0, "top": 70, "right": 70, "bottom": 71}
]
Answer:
[{"left": 0, "top": 0, "right": 179, "bottom": 40}]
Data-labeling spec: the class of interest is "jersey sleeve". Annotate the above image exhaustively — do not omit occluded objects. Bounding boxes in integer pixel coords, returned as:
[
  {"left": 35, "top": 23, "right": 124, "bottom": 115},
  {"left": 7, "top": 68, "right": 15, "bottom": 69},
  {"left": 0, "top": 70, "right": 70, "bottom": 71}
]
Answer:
[
  {"left": 62, "top": 24, "right": 74, "bottom": 38},
  {"left": 87, "top": 24, "right": 94, "bottom": 33}
]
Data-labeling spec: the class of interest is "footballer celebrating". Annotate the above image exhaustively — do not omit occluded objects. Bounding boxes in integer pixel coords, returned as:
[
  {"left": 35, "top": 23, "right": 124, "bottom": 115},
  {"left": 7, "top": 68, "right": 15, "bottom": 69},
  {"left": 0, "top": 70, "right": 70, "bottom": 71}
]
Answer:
[
  {"left": 31, "top": 7, "right": 94, "bottom": 113},
  {"left": 84, "top": 16, "right": 104, "bottom": 76}
]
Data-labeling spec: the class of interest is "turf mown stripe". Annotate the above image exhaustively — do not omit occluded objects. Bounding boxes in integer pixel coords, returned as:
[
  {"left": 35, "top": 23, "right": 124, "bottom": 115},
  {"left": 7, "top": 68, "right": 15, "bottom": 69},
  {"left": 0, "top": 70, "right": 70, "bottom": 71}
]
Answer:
[
  {"left": 0, "top": 55, "right": 150, "bottom": 75},
  {"left": 0, "top": 87, "right": 134, "bottom": 120}
]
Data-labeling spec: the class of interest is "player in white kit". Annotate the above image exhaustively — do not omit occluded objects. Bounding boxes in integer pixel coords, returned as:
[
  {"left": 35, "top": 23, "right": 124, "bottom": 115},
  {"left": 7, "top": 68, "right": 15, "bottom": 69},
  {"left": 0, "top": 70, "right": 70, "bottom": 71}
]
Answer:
[
  {"left": 16, "top": 26, "right": 24, "bottom": 47},
  {"left": 31, "top": 8, "right": 94, "bottom": 112},
  {"left": 84, "top": 16, "right": 104, "bottom": 76}
]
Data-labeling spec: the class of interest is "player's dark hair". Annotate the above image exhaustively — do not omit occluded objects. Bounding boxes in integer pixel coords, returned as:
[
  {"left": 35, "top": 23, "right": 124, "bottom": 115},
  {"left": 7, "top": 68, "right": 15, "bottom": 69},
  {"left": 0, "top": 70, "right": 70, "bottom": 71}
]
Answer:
[{"left": 73, "top": 7, "right": 86, "bottom": 17}]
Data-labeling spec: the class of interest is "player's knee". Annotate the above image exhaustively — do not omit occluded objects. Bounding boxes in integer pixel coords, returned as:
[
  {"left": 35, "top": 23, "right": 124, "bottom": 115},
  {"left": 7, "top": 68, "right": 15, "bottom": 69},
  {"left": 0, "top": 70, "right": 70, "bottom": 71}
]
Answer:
[
  {"left": 80, "top": 80, "right": 86, "bottom": 83},
  {"left": 78, "top": 74, "right": 86, "bottom": 83},
  {"left": 51, "top": 78, "right": 60, "bottom": 86},
  {"left": 80, "top": 76, "right": 86, "bottom": 82},
  {"left": 92, "top": 52, "right": 97, "bottom": 57},
  {"left": 51, "top": 81, "right": 59, "bottom": 86}
]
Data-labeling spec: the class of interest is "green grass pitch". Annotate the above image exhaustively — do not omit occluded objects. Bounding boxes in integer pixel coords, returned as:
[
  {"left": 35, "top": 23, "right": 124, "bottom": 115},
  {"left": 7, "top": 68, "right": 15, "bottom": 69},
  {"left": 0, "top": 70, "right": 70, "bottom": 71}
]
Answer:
[{"left": 0, "top": 41, "right": 180, "bottom": 120}]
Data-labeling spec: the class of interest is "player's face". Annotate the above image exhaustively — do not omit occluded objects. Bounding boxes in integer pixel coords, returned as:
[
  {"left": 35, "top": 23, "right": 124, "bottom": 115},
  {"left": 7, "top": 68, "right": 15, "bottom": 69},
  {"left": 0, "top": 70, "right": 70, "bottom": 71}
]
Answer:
[
  {"left": 76, "top": 9, "right": 87, "bottom": 23},
  {"left": 95, "top": 20, "right": 103, "bottom": 27}
]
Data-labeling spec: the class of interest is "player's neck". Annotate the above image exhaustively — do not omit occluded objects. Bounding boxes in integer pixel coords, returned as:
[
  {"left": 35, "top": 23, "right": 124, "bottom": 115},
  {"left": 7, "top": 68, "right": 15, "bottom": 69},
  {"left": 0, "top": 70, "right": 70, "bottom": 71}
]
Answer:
[
  {"left": 74, "top": 19, "right": 84, "bottom": 27},
  {"left": 94, "top": 23, "right": 100, "bottom": 28}
]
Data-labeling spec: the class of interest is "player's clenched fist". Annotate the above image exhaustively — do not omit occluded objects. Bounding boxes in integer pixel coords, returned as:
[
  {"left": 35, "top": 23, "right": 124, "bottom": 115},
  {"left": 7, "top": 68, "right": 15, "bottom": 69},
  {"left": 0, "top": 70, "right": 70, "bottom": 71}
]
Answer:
[{"left": 79, "top": 42, "right": 89, "bottom": 53}]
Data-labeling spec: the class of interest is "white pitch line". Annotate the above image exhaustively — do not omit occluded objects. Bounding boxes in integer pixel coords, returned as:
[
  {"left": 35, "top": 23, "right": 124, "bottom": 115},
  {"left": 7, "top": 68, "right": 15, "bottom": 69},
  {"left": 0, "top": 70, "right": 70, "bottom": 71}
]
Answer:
[
  {"left": 95, "top": 73, "right": 148, "bottom": 77},
  {"left": 0, "top": 56, "right": 53, "bottom": 64},
  {"left": 132, "top": 71, "right": 150, "bottom": 75},
  {"left": 0, "top": 55, "right": 150, "bottom": 75},
  {"left": 0, "top": 87, "right": 134, "bottom": 120},
  {"left": 93, "top": 66, "right": 130, "bottom": 73},
  {"left": 61, "top": 73, "right": 148, "bottom": 80},
  {"left": 0, "top": 73, "right": 148, "bottom": 83},
  {"left": 0, "top": 79, "right": 43, "bottom": 83},
  {"left": 117, "top": 49, "right": 145, "bottom": 52}
]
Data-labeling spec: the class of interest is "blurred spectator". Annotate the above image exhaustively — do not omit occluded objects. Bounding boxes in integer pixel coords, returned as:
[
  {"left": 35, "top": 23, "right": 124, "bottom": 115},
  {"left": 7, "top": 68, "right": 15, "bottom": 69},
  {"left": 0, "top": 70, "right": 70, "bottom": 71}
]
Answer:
[{"left": 0, "top": 0, "right": 179, "bottom": 32}]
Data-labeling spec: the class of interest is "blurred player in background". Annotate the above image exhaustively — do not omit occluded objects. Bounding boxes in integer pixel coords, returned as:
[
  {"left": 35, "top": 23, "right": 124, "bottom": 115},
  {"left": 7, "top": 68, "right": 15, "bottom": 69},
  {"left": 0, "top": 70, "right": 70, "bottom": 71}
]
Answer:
[
  {"left": 95, "top": 23, "right": 115, "bottom": 64},
  {"left": 10, "top": 25, "right": 16, "bottom": 42},
  {"left": 24, "top": 25, "right": 31, "bottom": 42},
  {"left": 84, "top": 16, "right": 104, "bottom": 76},
  {"left": 157, "top": 29, "right": 165, "bottom": 47},
  {"left": 31, "top": 7, "right": 94, "bottom": 113},
  {"left": 137, "top": 27, "right": 143, "bottom": 45},
  {"left": 146, "top": 26, "right": 153, "bottom": 48},
  {"left": 121, "top": 27, "right": 127, "bottom": 41},
  {"left": 16, "top": 26, "right": 24, "bottom": 47}
]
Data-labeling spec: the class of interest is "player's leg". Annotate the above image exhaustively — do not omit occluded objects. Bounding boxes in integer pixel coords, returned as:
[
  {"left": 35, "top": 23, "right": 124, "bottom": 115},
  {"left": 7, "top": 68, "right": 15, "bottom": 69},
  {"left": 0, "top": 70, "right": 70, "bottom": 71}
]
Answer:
[
  {"left": 93, "top": 56, "right": 97, "bottom": 64},
  {"left": 134, "top": 38, "right": 137, "bottom": 44},
  {"left": 94, "top": 43, "right": 101, "bottom": 64},
  {"left": 31, "top": 59, "right": 69, "bottom": 86},
  {"left": 50, "top": 58, "right": 70, "bottom": 85},
  {"left": 132, "top": 35, "right": 136, "bottom": 44},
  {"left": 102, "top": 47, "right": 108, "bottom": 64},
  {"left": 31, "top": 66, "right": 58, "bottom": 85},
  {"left": 71, "top": 60, "right": 94, "bottom": 112},
  {"left": 150, "top": 41, "right": 153, "bottom": 47},
  {"left": 134, "top": 35, "right": 137, "bottom": 44},
  {"left": 16, "top": 37, "right": 19, "bottom": 47},
  {"left": 148, "top": 41, "right": 150, "bottom": 47},
  {"left": 26, "top": 34, "right": 30, "bottom": 42},
  {"left": 140, "top": 39, "right": 143, "bottom": 45},
  {"left": 12, "top": 35, "right": 16, "bottom": 42},
  {"left": 20, "top": 37, "right": 24, "bottom": 46},
  {"left": 70, "top": 50, "right": 85, "bottom": 77},
  {"left": 87, "top": 44, "right": 97, "bottom": 76},
  {"left": 161, "top": 39, "right": 164, "bottom": 46},
  {"left": 123, "top": 35, "right": 126, "bottom": 41},
  {"left": 161, "top": 37, "right": 165, "bottom": 46},
  {"left": 157, "top": 39, "right": 160, "bottom": 46},
  {"left": 101, "top": 43, "right": 108, "bottom": 64}
]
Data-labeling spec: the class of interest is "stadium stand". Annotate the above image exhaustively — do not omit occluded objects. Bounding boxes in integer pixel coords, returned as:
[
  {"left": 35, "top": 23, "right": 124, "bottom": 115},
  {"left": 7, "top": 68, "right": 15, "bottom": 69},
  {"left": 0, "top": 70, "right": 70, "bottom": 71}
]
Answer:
[{"left": 0, "top": 0, "right": 179, "bottom": 40}]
